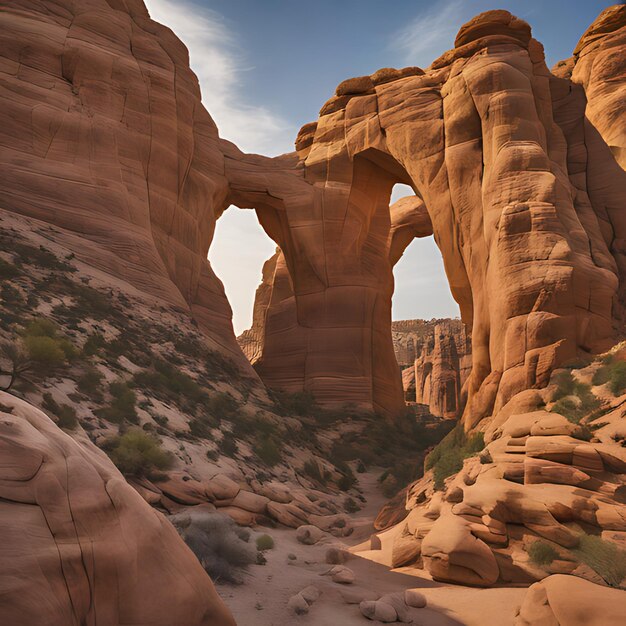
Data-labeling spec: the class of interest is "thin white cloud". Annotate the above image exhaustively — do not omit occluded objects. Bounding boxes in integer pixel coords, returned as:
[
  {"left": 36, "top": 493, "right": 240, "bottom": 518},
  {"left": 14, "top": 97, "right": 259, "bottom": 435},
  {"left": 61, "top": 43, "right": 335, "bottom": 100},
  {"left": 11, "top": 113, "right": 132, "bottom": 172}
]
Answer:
[
  {"left": 144, "top": 0, "right": 295, "bottom": 156},
  {"left": 392, "top": 0, "right": 466, "bottom": 67}
]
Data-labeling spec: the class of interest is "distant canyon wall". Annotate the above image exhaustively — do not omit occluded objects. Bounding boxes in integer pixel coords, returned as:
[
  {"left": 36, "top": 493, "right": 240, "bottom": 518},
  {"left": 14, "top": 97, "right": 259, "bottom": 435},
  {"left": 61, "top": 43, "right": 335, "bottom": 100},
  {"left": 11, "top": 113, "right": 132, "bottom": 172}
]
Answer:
[
  {"left": 394, "top": 319, "right": 472, "bottom": 420},
  {"left": 2, "top": 1, "right": 626, "bottom": 422}
]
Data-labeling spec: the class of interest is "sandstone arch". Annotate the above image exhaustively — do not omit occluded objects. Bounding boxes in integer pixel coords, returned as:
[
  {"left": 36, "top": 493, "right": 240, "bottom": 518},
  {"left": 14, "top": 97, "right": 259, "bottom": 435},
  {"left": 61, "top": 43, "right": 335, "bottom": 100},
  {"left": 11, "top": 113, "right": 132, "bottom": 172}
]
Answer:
[
  {"left": 228, "top": 9, "right": 625, "bottom": 422},
  {"left": 1, "top": 1, "right": 625, "bottom": 425}
]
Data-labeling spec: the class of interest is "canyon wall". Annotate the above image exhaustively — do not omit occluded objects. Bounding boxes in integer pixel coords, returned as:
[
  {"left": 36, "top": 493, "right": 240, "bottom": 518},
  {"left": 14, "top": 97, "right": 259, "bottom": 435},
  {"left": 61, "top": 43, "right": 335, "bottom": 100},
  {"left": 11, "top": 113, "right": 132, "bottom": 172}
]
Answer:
[
  {"left": 397, "top": 319, "right": 472, "bottom": 419},
  {"left": 0, "top": 0, "right": 245, "bottom": 366}
]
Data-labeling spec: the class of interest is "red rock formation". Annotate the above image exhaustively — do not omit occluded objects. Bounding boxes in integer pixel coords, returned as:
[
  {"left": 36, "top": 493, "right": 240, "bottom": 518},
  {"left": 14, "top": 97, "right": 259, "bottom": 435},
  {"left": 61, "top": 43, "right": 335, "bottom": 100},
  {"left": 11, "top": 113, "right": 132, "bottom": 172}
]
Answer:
[
  {"left": 2, "top": 0, "right": 625, "bottom": 423},
  {"left": 0, "top": 0, "right": 244, "bottom": 367},
  {"left": 233, "top": 7, "right": 626, "bottom": 420},
  {"left": 515, "top": 574, "right": 626, "bottom": 625},
  {"left": 237, "top": 194, "right": 434, "bottom": 413},
  {"left": 0, "top": 394, "right": 235, "bottom": 626}
]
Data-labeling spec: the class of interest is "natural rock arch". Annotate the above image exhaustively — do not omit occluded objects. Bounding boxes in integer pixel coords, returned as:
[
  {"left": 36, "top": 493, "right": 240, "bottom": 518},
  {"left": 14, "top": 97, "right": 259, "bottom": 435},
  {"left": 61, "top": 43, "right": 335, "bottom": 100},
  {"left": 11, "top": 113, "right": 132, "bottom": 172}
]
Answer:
[
  {"left": 2, "top": 1, "right": 624, "bottom": 425},
  {"left": 224, "top": 9, "right": 625, "bottom": 422}
]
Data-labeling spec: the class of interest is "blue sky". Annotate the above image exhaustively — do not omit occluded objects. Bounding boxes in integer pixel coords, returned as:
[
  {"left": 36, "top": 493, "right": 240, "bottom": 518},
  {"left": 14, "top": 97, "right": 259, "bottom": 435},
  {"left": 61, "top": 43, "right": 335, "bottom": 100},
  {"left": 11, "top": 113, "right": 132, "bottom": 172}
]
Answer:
[{"left": 145, "top": 0, "right": 613, "bottom": 333}]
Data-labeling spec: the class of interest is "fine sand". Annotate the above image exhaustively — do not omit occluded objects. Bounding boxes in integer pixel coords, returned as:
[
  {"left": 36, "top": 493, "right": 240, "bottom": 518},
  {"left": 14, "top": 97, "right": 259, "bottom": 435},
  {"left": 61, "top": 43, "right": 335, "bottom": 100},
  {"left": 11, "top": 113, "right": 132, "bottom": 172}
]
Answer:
[{"left": 217, "top": 470, "right": 526, "bottom": 625}]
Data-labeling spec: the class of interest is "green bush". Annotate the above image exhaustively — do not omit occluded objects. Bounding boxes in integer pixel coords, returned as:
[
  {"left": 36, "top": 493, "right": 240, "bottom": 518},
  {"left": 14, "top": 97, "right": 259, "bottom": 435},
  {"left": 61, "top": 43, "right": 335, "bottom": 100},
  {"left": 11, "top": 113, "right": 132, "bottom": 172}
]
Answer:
[
  {"left": 103, "top": 430, "right": 173, "bottom": 478},
  {"left": 609, "top": 361, "right": 626, "bottom": 396},
  {"left": 83, "top": 333, "right": 106, "bottom": 356},
  {"left": 77, "top": 367, "right": 104, "bottom": 398},
  {"left": 219, "top": 432, "right": 238, "bottom": 457},
  {"left": 425, "top": 424, "right": 485, "bottom": 490},
  {"left": 0, "top": 258, "right": 20, "bottom": 279},
  {"left": 96, "top": 381, "right": 138, "bottom": 424},
  {"left": 42, "top": 392, "right": 78, "bottom": 430},
  {"left": 572, "top": 533, "right": 626, "bottom": 587},
  {"left": 255, "top": 534, "right": 274, "bottom": 551},
  {"left": 337, "top": 463, "right": 357, "bottom": 491},
  {"left": 528, "top": 540, "right": 559, "bottom": 566},
  {"left": 550, "top": 371, "right": 600, "bottom": 423},
  {"left": 344, "top": 497, "right": 360, "bottom": 513},
  {"left": 22, "top": 318, "right": 77, "bottom": 365},
  {"left": 254, "top": 436, "right": 282, "bottom": 467},
  {"left": 23, "top": 335, "right": 66, "bottom": 367}
]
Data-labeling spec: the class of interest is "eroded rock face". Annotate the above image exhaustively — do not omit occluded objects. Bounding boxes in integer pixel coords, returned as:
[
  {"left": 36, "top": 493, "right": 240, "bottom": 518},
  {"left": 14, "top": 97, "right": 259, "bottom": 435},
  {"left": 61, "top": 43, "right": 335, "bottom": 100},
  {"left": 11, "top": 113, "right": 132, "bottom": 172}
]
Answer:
[
  {"left": 232, "top": 7, "right": 626, "bottom": 419},
  {"left": 360, "top": 359, "right": 626, "bottom": 588},
  {"left": 0, "top": 0, "right": 245, "bottom": 367},
  {"left": 515, "top": 574, "right": 626, "bottom": 626},
  {"left": 0, "top": 393, "right": 235, "bottom": 626},
  {"left": 2, "top": 2, "right": 625, "bottom": 419},
  {"left": 408, "top": 321, "right": 472, "bottom": 419}
]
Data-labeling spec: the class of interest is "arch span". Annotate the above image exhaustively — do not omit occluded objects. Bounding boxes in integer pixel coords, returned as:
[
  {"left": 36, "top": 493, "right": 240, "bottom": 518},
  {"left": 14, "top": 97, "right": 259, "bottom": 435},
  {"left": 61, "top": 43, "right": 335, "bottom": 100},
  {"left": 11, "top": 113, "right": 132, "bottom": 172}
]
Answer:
[{"left": 223, "top": 11, "right": 625, "bottom": 421}]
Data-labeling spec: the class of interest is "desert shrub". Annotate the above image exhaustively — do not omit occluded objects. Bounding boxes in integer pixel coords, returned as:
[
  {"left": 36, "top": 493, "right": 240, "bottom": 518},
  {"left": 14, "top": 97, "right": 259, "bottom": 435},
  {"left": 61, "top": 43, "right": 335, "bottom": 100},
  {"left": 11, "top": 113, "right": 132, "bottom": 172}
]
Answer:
[
  {"left": 0, "top": 258, "right": 20, "bottom": 279},
  {"left": 378, "top": 460, "right": 421, "bottom": 498},
  {"left": 170, "top": 511, "right": 256, "bottom": 584},
  {"left": 273, "top": 390, "right": 320, "bottom": 417},
  {"left": 11, "top": 242, "right": 73, "bottom": 272},
  {"left": 208, "top": 392, "right": 240, "bottom": 420},
  {"left": 77, "top": 367, "right": 104, "bottom": 398},
  {"left": 592, "top": 365, "right": 612, "bottom": 386},
  {"left": 344, "top": 497, "right": 360, "bottom": 513},
  {"left": 572, "top": 533, "right": 626, "bottom": 587},
  {"left": 608, "top": 361, "right": 626, "bottom": 396},
  {"left": 96, "top": 381, "right": 138, "bottom": 424},
  {"left": 549, "top": 370, "right": 600, "bottom": 422},
  {"left": 528, "top": 540, "right": 559, "bottom": 566},
  {"left": 425, "top": 424, "right": 485, "bottom": 490},
  {"left": 133, "top": 359, "right": 210, "bottom": 415},
  {"left": 303, "top": 459, "right": 331, "bottom": 485},
  {"left": 254, "top": 435, "right": 282, "bottom": 466},
  {"left": 82, "top": 333, "right": 106, "bottom": 356},
  {"left": 219, "top": 432, "right": 238, "bottom": 457},
  {"left": 255, "top": 534, "right": 274, "bottom": 551},
  {"left": 102, "top": 430, "right": 173, "bottom": 478},
  {"left": 337, "top": 463, "right": 357, "bottom": 491},
  {"left": 551, "top": 371, "right": 578, "bottom": 400},
  {"left": 206, "top": 447, "right": 219, "bottom": 461},
  {"left": 42, "top": 393, "right": 78, "bottom": 429},
  {"left": 23, "top": 318, "right": 77, "bottom": 361}
]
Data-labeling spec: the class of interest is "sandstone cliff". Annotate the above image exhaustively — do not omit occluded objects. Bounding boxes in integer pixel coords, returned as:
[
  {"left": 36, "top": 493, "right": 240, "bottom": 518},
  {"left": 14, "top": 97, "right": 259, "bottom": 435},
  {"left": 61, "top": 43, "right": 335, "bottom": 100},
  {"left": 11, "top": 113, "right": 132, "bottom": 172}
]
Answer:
[{"left": 0, "top": 392, "right": 235, "bottom": 626}]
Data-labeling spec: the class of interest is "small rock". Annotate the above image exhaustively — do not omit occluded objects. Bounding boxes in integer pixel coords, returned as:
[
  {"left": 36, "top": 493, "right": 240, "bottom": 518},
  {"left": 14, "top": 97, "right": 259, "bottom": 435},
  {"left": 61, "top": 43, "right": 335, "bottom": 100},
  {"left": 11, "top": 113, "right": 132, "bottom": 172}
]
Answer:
[
  {"left": 297, "top": 524, "right": 325, "bottom": 545},
  {"left": 404, "top": 589, "right": 427, "bottom": 608},
  {"left": 360, "top": 600, "right": 398, "bottom": 623},
  {"left": 287, "top": 553, "right": 297, "bottom": 561},
  {"left": 330, "top": 565, "right": 355, "bottom": 584},
  {"left": 287, "top": 593, "right": 309, "bottom": 615},
  {"left": 300, "top": 585, "right": 321, "bottom": 604}
]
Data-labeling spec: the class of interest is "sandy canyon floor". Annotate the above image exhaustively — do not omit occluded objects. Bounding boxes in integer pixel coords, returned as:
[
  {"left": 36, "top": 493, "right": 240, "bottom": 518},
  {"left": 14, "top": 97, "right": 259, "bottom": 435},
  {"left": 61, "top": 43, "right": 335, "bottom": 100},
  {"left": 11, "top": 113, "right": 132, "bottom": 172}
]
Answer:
[{"left": 219, "top": 471, "right": 525, "bottom": 626}]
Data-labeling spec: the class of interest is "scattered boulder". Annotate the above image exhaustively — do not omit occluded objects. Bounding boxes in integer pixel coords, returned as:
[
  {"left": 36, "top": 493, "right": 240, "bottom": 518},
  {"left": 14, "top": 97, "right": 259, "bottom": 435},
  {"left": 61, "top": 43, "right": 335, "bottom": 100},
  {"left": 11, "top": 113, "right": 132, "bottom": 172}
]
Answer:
[
  {"left": 329, "top": 565, "right": 355, "bottom": 584},
  {"left": 515, "top": 574, "right": 626, "bottom": 626},
  {"left": 297, "top": 524, "right": 326, "bottom": 545},
  {"left": 325, "top": 547, "right": 350, "bottom": 564},
  {"left": 206, "top": 475, "right": 240, "bottom": 501},
  {"left": 404, "top": 589, "right": 427, "bottom": 608},
  {"left": 287, "top": 593, "right": 309, "bottom": 615},
  {"left": 360, "top": 600, "right": 398, "bottom": 623},
  {"left": 300, "top": 585, "right": 321, "bottom": 604}
]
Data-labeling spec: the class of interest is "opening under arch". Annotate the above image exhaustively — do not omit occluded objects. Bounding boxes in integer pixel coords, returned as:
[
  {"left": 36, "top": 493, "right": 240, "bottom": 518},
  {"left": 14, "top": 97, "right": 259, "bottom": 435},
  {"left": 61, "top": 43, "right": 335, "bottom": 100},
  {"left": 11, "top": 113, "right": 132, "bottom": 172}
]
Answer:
[{"left": 208, "top": 206, "right": 276, "bottom": 335}]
